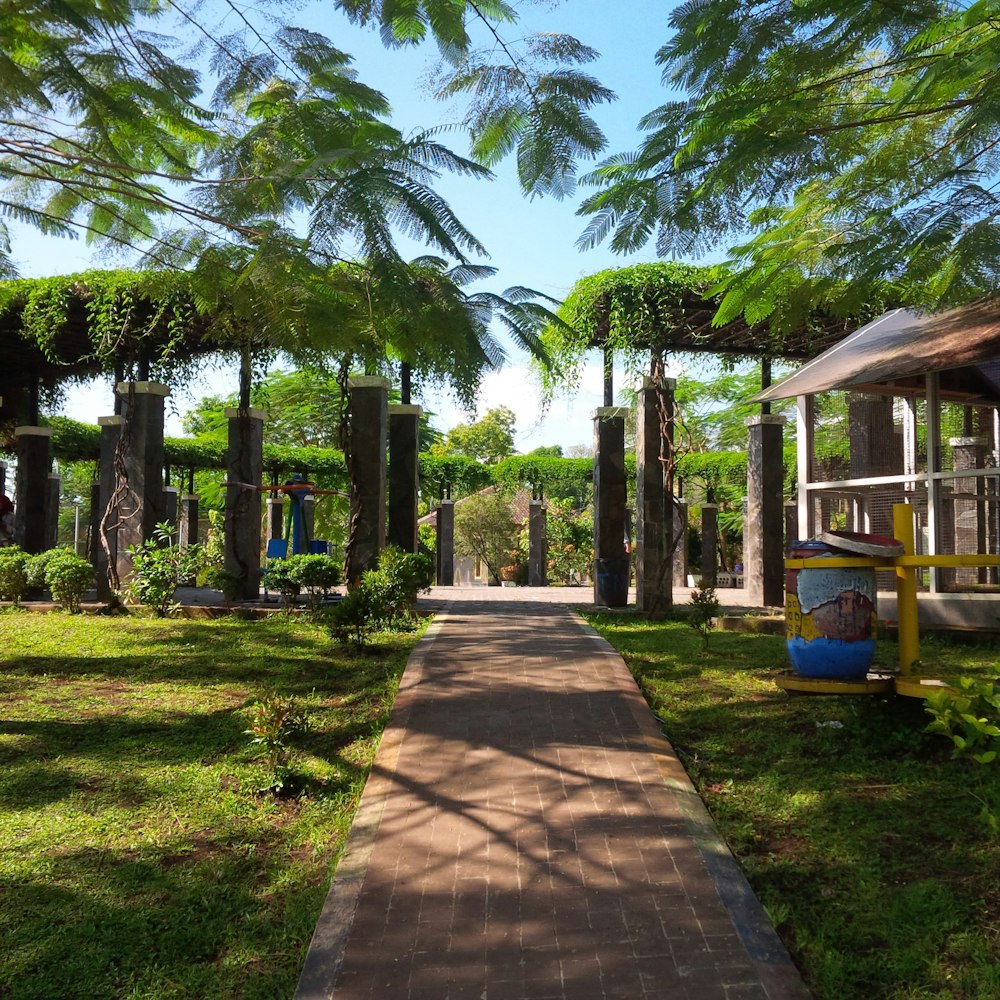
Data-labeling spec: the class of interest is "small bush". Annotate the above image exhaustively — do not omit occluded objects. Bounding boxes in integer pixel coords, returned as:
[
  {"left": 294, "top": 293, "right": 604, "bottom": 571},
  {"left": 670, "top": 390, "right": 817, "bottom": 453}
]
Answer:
[
  {"left": 0, "top": 547, "right": 30, "bottom": 603},
  {"left": 688, "top": 583, "right": 721, "bottom": 650},
  {"left": 325, "top": 547, "right": 431, "bottom": 644},
  {"left": 291, "top": 554, "right": 340, "bottom": 609},
  {"left": 26, "top": 548, "right": 59, "bottom": 589},
  {"left": 263, "top": 558, "right": 301, "bottom": 605},
  {"left": 125, "top": 523, "right": 201, "bottom": 617},
  {"left": 362, "top": 546, "right": 433, "bottom": 625},
  {"left": 244, "top": 691, "right": 310, "bottom": 792},
  {"left": 43, "top": 550, "right": 94, "bottom": 612}
]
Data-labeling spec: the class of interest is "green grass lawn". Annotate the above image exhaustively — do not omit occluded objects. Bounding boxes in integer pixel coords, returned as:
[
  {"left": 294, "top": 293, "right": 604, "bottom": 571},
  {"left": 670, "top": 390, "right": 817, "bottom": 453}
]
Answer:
[
  {"left": 584, "top": 611, "right": 1000, "bottom": 1000},
  {"left": 0, "top": 610, "right": 420, "bottom": 1000}
]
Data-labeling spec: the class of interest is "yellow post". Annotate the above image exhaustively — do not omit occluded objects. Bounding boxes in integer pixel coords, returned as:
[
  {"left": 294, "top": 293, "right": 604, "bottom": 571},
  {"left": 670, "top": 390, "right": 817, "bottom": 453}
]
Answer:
[{"left": 893, "top": 504, "right": 920, "bottom": 674}]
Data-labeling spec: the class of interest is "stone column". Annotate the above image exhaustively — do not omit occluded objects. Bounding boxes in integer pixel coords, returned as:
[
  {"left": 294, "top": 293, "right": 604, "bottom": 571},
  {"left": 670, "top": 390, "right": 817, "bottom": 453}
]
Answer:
[
  {"left": 94, "top": 416, "right": 123, "bottom": 599},
  {"left": 45, "top": 472, "right": 61, "bottom": 550},
  {"left": 388, "top": 404, "right": 421, "bottom": 553},
  {"left": 181, "top": 495, "right": 200, "bottom": 549},
  {"left": 784, "top": 503, "right": 799, "bottom": 555},
  {"left": 180, "top": 494, "right": 199, "bottom": 586},
  {"left": 224, "top": 406, "right": 265, "bottom": 599},
  {"left": 528, "top": 500, "right": 547, "bottom": 587},
  {"left": 673, "top": 499, "right": 689, "bottom": 590},
  {"left": 436, "top": 500, "right": 455, "bottom": 586},
  {"left": 700, "top": 504, "right": 718, "bottom": 587},
  {"left": 266, "top": 496, "right": 284, "bottom": 544},
  {"left": 950, "top": 435, "right": 987, "bottom": 587},
  {"left": 745, "top": 414, "right": 787, "bottom": 607},
  {"left": 115, "top": 382, "right": 169, "bottom": 581},
  {"left": 347, "top": 376, "right": 389, "bottom": 583},
  {"left": 0, "top": 461, "right": 6, "bottom": 495},
  {"left": 162, "top": 486, "right": 179, "bottom": 530},
  {"left": 593, "top": 406, "right": 630, "bottom": 607},
  {"left": 636, "top": 378, "right": 671, "bottom": 612},
  {"left": 14, "top": 426, "right": 53, "bottom": 554},
  {"left": 302, "top": 495, "right": 316, "bottom": 551}
]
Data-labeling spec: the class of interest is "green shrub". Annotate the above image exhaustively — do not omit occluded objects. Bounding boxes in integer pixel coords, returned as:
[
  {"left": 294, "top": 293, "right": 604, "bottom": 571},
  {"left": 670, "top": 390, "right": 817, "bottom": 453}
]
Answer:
[
  {"left": 244, "top": 691, "right": 310, "bottom": 792},
  {"left": 0, "top": 547, "right": 30, "bottom": 603},
  {"left": 326, "top": 547, "right": 431, "bottom": 642},
  {"left": 290, "top": 554, "right": 340, "bottom": 609},
  {"left": 325, "top": 585, "right": 376, "bottom": 644},
  {"left": 362, "top": 546, "right": 433, "bottom": 625},
  {"left": 925, "top": 677, "right": 1000, "bottom": 765},
  {"left": 125, "top": 523, "right": 201, "bottom": 617},
  {"left": 43, "top": 550, "right": 94, "bottom": 612},
  {"left": 263, "top": 558, "right": 300, "bottom": 605},
  {"left": 26, "top": 548, "right": 58, "bottom": 589},
  {"left": 688, "top": 584, "right": 721, "bottom": 650}
]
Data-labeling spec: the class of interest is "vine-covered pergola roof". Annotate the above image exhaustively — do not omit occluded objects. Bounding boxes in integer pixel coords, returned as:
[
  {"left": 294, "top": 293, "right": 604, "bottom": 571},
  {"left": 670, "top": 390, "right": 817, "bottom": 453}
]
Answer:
[
  {"left": 0, "top": 271, "right": 228, "bottom": 426},
  {"left": 550, "top": 262, "right": 877, "bottom": 362}
]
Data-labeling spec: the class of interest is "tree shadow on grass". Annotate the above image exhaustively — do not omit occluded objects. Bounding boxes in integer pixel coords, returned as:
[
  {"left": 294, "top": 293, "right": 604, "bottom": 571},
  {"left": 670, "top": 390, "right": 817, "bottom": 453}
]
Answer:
[{"left": 0, "top": 834, "right": 325, "bottom": 1000}]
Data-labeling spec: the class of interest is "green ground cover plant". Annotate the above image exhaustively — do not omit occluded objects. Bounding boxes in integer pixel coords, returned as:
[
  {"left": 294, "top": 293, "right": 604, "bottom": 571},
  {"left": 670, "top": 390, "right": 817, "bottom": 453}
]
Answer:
[
  {"left": 0, "top": 611, "right": 421, "bottom": 1000},
  {"left": 584, "top": 612, "right": 1000, "bottom": 1000}
]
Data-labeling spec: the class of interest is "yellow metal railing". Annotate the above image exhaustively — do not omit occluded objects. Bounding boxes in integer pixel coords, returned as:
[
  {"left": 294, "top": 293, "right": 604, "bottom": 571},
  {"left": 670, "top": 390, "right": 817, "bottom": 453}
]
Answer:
[{"left": 784, "top": 503, "right": 1000, "bottom": 674}]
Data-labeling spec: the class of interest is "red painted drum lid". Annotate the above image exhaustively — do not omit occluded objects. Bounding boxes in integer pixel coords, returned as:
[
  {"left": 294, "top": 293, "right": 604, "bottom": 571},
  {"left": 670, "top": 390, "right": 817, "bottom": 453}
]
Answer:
[{"left": 819, "top": 531, "right": 904, "bottom": 557}]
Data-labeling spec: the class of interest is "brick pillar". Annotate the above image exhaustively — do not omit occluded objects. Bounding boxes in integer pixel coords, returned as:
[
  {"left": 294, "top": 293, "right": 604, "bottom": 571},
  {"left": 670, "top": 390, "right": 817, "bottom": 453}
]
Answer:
[
  {"left": 593, "top": 406, "right": 629, "bottom": 607},
  {"left": 436, "top": 500, "right": 455, "bottom": 586},
  {"left": 94, "top": 416, "right": 122, "bottom": 599},
  {"left": 14, "top": 426, "right": 53, "bottom": 554},
  {"left": 45, "top": 473, "right": 61, "bottom": 549},
  {"left": 636, "top": 379, "right": 671, "bottom": 612},
  {"left": 700, "top": 504, "right": 718, "bottom": 586},
  {"left": 388, "top": 404, "right": 421, "bottom": 553},
  {"left": 347, "top": 377, "right": 389, "bottom": 583},
  {"left": 745, "top": 415, "right": 786, "bottom": 607},
  {"left": 528, "top": 500, "right": 547, "bottom": 587},
  {"left": 224, "top": 406, "right": 265, "bottom": 599},
  {"left": 115, "top": 382, "right": 169, "bottom": 582}
]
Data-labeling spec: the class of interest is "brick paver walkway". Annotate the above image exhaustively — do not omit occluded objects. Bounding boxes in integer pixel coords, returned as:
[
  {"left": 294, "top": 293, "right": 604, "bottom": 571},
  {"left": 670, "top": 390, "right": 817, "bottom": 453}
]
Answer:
[{"left": 295, "top": 599, "right": 810, "bottom": 1000}]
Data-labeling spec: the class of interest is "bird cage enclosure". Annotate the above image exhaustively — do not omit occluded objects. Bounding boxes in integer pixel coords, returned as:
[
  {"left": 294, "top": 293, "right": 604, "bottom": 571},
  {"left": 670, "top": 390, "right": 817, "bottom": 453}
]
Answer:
[{"left": 796, "top": 375, "right": 1000, "bottom": 593}]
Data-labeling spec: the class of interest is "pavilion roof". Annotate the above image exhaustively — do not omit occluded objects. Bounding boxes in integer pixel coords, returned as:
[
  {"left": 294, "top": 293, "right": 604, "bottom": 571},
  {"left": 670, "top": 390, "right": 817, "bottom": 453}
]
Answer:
[{"left": 753, "top": 299, "right": 1000, "bottom": 405}]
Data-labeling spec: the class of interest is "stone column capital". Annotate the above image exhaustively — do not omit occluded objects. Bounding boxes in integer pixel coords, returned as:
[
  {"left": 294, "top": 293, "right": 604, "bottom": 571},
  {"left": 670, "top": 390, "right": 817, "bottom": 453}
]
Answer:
[
  {"left": 745, "top": 414, "right": 787, "bottom": 428},
  {"left": 116, "top": 381, "right": 170, "bottom": 397},
  {"left": 592, "top": 406, "right": 630, "bottom": 420},
  {"left": 98, "top": 415, "right": 124, "bottom": 427},
  {"left": 14, "top": 425, "right": 54, "bottom": 437},
  {"left": 347, "top": 376, "right": 392, "bottom": 390},
  {"left": 224, "top": 407, "right": 267, "bottom": 421},
  {"left": 389, "top": 404, "right": 422, "bottom": 416}
]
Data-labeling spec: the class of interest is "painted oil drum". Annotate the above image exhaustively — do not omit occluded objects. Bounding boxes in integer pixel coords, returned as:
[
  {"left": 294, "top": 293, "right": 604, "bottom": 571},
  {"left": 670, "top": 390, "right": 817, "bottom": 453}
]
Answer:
[{"left": 785, "top": 540, "right": 877, "bottom": 679}]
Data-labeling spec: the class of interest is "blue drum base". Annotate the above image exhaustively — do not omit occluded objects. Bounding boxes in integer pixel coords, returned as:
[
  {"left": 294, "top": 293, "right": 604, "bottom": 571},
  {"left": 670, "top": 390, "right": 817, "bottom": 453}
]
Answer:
[{"left": 787, "top": 636, "right": 877, "bottom": 680}]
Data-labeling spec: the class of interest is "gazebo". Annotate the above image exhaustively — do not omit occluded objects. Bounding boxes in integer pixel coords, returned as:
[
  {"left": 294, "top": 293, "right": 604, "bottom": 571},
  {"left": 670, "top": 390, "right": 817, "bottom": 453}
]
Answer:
[{"left": 754, "top": 298, "right": 1000, "bottom": 623}]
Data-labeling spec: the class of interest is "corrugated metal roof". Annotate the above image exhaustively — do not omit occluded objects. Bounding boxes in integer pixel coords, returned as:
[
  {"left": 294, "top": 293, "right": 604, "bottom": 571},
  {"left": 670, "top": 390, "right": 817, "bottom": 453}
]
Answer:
[{"left": 751, "top": 299, "right": 1000, "bottom": 403}]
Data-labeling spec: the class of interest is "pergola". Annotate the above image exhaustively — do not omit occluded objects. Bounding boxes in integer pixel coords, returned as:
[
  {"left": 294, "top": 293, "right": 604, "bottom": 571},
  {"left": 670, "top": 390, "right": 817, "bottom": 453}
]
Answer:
[{"left": 553, "top": 262, "right": 884, "bottom": 609}]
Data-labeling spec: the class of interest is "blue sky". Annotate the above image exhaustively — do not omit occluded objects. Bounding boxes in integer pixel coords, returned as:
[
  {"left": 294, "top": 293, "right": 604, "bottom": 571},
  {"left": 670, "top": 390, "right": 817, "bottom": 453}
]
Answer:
[{"left": 16, "top": 0, "right": 701, "bottom": 452}]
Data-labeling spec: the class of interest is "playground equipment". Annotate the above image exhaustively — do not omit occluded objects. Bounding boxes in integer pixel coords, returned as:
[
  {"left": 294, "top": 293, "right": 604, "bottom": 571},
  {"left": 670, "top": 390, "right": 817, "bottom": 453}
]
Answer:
[
  {"left": 221, "top": 477, "right": 348, "bottom": 555},
  {"left": 778, "top": 503, "right": 1000, "bottom": 696}
]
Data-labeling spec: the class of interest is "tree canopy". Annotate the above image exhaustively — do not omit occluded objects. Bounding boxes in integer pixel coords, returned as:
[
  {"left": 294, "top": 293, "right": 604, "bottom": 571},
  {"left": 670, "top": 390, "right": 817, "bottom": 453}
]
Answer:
[
  {"left": 579, "top": 1, "right": 1000, "bottom": 328},
  {"left": 2, "top": 1, "right": 607, "bottom": 416}
]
